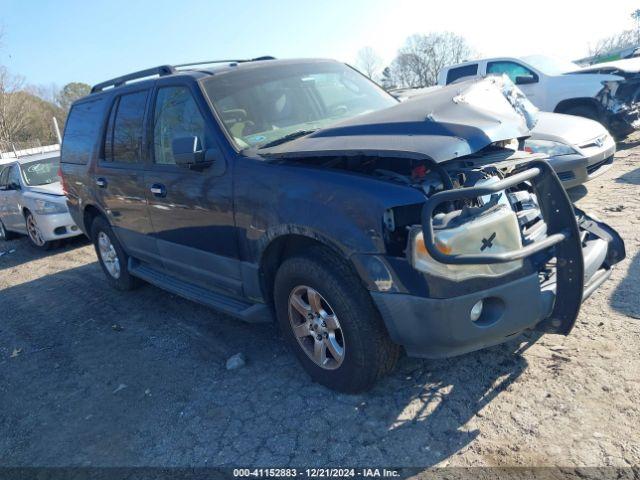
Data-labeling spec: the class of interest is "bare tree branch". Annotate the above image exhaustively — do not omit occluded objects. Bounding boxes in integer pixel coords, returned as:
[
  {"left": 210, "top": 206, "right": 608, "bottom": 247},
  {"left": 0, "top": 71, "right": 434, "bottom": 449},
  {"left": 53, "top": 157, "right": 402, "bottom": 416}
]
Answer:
[{"left": 355, "top": 47, "right": 383, "bottom": 80}]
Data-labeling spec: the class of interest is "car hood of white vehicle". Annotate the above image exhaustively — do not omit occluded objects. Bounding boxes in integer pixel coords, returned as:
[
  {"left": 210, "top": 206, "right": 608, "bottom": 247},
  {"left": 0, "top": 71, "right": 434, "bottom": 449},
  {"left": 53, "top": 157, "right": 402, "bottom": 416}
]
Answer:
[
  {"left": 26, "top": 181, "right": 64, "bottom": 196},
  {"left": 573, "top": 57, "right": 640, "bottom": 75},
  {"left": 531, "top": 112, "right": 608, "bottom": 147}
]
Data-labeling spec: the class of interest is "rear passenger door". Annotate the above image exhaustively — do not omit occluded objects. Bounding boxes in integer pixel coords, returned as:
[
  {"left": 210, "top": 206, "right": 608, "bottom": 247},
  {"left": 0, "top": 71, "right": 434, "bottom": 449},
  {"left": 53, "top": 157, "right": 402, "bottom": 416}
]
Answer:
[
  {"left": 95, "top": 89, "right": 160, "bottom": 265},
  {"left": 143, "top": 82, "right": 240, "bottom": 296}
]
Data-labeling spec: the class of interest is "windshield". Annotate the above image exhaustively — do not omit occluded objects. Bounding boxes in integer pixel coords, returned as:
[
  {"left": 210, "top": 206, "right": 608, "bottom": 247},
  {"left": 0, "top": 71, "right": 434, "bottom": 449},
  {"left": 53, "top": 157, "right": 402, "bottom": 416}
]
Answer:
[
  {"left": 20, "top": 157, "right": 60, "bottom": 186},
  {"left": 201, "top": 61, "right": 398, "bottom": 150},
  {"left": 521, "top": 55, "right": 580, "bottom": 75}
]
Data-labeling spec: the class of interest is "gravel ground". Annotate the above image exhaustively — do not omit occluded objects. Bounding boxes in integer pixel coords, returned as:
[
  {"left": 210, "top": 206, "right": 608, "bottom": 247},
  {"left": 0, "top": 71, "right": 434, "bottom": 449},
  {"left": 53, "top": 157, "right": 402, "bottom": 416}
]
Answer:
[{"left": 0, "top": 137, "right": 639, "bottom": 469}]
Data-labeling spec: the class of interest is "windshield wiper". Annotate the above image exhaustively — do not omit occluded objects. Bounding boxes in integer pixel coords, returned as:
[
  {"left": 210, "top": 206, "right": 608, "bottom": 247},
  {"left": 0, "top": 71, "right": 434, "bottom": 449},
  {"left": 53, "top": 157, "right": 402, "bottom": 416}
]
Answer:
[{"left": 258, "top": 129, "right": 318, "bottom": 149}]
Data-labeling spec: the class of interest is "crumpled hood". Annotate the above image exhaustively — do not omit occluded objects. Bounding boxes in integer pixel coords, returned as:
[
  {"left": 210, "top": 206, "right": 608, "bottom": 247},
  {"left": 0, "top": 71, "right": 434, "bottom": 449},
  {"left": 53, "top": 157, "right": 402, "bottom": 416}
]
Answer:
[
  {"left": 26, "top": 181, "right": 64, "bottom": 196},
  {"left": 258, "top": 76, "right": 535, "bottom": 163},
  {"left": 572, "top": 58, "right": 640, "bottom": 75},
  {"left": 531, "top": 112, "right": 608, "bottom": 146}
]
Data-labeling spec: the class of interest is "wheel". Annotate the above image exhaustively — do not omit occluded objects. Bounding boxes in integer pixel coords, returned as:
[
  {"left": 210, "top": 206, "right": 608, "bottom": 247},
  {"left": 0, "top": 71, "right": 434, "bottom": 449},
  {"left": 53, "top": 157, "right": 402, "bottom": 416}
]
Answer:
[
  {"left": 274, "top": 247, "right": 400, "bottom": 393},
  {"left": 91, "top": 216, "right": 140, "bottom": 291},
  {"left": 563, "top": 104, "right": 599, "bottom": 122},
  {"left": 0, "top": 219, "right": 16, "bottom": 241},
  {"left": 25, "top": 212, "right": 55, "bottom": 250}
]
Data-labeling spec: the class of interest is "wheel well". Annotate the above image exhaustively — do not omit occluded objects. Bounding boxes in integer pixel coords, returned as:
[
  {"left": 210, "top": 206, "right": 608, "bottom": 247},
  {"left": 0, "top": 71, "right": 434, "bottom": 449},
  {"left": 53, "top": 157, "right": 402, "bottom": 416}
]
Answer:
[
  {"left": 554, "top": 98, "right": 600, "bottom": 115},
  {"left": 83, "top": 205, "right": 104, "bottom": 236},
  {"left": 22, "top": 207, "right": 30, "bottom": 218},
  {"left": 259, "top": 234, "right": 356, "bottom": 306}
]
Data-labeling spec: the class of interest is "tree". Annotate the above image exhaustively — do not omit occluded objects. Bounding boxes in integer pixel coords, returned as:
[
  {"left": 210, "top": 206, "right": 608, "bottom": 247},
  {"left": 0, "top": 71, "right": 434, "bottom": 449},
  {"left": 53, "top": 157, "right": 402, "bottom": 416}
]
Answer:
[
  {"left": 355, "top": 47, "right": 383, "bottom": 80},
  {"left": 0, "top": 66, "right": 32, "bottom": 144},
  {"left": 57, "top": 82, "right": 91, "bottom": 111},
  {"left": 379, "top": 67, "right": 396, "bottom": 90},
  {"left": 389, "top": 32, "right": 476, "bottom": 88}
]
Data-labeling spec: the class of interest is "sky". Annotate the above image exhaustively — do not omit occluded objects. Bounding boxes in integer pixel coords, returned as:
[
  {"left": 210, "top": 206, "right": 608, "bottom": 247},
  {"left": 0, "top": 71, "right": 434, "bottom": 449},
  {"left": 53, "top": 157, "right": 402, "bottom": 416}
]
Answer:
[{"left": 1, "top": 0, "right": 637, "bottom": 88}]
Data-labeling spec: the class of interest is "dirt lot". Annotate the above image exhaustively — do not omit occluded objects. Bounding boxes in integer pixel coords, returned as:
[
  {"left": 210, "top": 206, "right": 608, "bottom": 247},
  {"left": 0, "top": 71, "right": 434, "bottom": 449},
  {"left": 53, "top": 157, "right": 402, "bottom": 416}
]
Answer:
[{"left": 1, "top": 138, "right": 639, "bottom": 469}]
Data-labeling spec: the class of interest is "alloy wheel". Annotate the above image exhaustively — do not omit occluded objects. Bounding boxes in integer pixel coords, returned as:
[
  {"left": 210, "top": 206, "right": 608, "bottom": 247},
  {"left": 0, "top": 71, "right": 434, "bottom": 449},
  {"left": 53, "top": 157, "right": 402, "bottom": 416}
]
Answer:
[
  {"left": 26, "top": 215, "right": 45, "bottom": 247},
  {"left": 288, "top": 285, "right": 345, "bottom": 370},
  {"left": 98, "top": 231, "right": 121, "bottom": 279}
]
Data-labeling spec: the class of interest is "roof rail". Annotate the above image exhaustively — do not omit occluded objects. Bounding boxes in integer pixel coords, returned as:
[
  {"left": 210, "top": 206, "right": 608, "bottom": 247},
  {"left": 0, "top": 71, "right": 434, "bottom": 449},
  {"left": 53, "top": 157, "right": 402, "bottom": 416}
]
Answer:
[
  {"left": 91, "top": 65, "right": 176, "bottom": 93},
  {"left": 90, "top": 57, "right": 275, "bottom": 94},
  {"left": 173, "top": 56, "right": 276, "bottom": 69}
]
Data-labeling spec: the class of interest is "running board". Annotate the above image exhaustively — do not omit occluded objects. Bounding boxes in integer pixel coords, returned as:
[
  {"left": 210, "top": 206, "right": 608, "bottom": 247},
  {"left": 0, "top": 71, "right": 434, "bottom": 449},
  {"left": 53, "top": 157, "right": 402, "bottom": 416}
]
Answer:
[{"left": 128, "top": 260, "right": 271, "bottom": 323}]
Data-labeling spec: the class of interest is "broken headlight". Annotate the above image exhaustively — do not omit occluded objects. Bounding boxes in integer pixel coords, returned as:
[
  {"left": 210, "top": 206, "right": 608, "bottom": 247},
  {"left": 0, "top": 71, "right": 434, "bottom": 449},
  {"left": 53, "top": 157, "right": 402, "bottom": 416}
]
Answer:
[
  {"left": 409, "top": 203, "right": 523, "bottom": 281},
  {"left": 524, "top": 139, "right": 576, "bottom": 156},
  {"left": 33, "top": 199, "right": 67, "bottom": 215}
]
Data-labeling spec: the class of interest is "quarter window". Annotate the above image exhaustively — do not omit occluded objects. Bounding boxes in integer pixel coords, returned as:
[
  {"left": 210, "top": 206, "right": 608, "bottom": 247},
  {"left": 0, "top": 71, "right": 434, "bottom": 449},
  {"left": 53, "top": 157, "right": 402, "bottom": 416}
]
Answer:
[
  {"left": 152, "top": 86, "right": 207, "bottom": 165},
  {"left": 103, "top": 90, "right": 148, "bottom": 164}
]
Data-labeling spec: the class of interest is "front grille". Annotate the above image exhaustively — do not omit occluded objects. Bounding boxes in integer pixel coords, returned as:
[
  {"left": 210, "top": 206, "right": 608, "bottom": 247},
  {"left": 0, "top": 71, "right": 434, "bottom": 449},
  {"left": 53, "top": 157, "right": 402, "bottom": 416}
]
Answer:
[{"left": 587, "top": 156, "right": 613, "bottom": 175}]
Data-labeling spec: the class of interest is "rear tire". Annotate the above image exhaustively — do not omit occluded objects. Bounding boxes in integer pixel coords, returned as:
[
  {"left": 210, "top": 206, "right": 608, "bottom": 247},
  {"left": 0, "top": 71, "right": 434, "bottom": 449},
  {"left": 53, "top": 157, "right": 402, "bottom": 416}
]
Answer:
[
  {"left": 0, "top": 219, "right": 16, "bottom": 241},
  {"left": 274, "top": 247, "right": 400, "bottom": 393},
  {"left": 91, "top": 216, "right": 140, "bottom": 291}
]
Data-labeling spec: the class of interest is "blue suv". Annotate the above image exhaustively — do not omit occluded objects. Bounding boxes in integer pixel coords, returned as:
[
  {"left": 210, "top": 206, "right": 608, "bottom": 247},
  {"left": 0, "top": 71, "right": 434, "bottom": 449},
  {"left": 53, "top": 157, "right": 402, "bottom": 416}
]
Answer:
[{"left": 60, "top": 58, "right": 625, "bottom": 392}]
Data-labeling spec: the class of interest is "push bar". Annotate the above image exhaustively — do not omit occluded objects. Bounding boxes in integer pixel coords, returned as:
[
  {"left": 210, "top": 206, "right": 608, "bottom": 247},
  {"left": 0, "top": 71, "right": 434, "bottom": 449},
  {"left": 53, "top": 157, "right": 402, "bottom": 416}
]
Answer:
[{"left": 421, "top": 162, "right": 569, "bottom": 265}]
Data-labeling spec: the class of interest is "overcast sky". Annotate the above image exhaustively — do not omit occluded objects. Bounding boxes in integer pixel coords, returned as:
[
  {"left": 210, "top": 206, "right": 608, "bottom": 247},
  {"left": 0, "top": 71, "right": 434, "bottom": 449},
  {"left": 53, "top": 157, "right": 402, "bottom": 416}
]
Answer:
[{"left": 1, "top": 0, "right": 637, "bottom": 87}]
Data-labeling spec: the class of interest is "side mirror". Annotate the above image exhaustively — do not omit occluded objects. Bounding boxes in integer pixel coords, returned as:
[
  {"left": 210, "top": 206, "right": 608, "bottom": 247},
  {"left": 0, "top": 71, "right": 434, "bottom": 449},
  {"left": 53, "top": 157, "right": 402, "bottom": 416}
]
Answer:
[
  {"left": 515, "top": 75, "right": 537, "bottom": 85},
  {"left": 172, "top": 136, "right": 204, "bottom": 166}
]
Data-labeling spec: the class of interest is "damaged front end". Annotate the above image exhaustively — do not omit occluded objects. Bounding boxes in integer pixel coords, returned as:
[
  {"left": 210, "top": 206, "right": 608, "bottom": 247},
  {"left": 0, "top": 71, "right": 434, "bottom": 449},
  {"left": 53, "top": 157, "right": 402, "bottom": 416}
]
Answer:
[
  {"left": 597, "top": 77, "right": 640, "bottom": 137},
  {"left": 258, "top": 75, "right": 625, "bottom": 357},
  {"left": 414, "top": 154, "right": 625, "bottom": 336}
]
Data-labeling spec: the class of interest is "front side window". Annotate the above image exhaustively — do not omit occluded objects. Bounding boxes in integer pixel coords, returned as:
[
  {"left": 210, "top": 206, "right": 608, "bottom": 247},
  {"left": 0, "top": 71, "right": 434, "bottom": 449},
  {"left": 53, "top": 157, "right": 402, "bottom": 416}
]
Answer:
[
  {"left": 153, "top": 86, "right": 207, "bottom": 165},
  {"left": 202, "top": 61, "right": 397, "bottom": 150},
  {"left": 486, "top": 61, "right": 537, "bottom": 83},
  {"left": 0, "top": 167, "right": 9, "bottom": 188},
  {"left": 7, "top": 165, "right": 21, "bottom": 188},
  {"left": 103, "top": 90, "right": 148, "bottom": 164},
  {"left": 20, "top": 157, "right": 60, "bottom": 186}
]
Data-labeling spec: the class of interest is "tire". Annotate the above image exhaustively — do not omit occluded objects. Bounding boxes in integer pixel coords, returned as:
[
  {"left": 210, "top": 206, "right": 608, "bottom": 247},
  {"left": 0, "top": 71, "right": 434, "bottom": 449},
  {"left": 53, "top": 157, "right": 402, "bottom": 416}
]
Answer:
[
  {"left": 563, "top": 104, "right": 599, "bottom": 122},
  {"left": 25, "top": 212, "right": 55, "bottom": 250},
  {"left": 91, "top": 216, "right": 140, "bottom": 291},
  {"left": 0, "top": 219, "right": 16, "bottom": 241},
  {"left": 274, "top": 247, "right": 400, "bottom": 393}
]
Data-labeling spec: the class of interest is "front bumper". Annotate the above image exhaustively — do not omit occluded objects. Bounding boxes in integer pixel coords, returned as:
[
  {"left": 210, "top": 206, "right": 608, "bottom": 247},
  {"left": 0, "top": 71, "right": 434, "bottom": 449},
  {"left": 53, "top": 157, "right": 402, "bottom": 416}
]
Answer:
[
  {"left": 370, "top": 161, "right": 625, "bottom": 358},
  {"left": 551, "top": 142, "right": 616, "bottom": 189},
  {"left": 372, "top": 214, "right": 624, "bottom": 358},
  {"left": 34, "top": 212, "right": 82, "bottom": 241}
]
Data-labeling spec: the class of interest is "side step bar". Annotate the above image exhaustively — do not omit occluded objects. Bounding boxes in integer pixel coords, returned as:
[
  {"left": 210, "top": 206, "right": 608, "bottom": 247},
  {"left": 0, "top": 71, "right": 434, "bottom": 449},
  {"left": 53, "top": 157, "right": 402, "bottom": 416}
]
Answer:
[{"left": 128, "top": 260, "right": 271, "bottom": 324}]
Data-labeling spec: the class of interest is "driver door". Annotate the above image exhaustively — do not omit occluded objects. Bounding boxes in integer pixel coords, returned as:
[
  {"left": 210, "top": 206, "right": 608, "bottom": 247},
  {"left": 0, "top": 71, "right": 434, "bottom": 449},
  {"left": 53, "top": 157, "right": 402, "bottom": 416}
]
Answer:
[{"left": 0, "top": 164, "right": 25, "bottom": 232}]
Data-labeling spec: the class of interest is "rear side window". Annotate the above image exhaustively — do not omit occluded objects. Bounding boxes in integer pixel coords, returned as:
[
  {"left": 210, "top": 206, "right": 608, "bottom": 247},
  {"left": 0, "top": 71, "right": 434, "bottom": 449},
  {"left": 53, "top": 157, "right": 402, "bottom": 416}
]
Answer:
[
  {"left": 61, "top": 97, "right": 108, "bottom": 164},
  {"left": 103, "top": 90, "right": 149, "bottom": 164},
  {"left": 446, "top": 64, "right": 478, "bottom": 84}
]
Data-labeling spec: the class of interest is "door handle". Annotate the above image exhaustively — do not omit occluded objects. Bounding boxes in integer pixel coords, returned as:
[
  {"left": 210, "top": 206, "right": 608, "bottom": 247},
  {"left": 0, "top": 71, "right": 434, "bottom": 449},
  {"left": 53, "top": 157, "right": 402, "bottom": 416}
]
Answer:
[
  {"left": 96, "top": 177, "right": 107, "bottom": 188},
  {"left": 150, "top": 183, "right": 167, "bottom": 197}
]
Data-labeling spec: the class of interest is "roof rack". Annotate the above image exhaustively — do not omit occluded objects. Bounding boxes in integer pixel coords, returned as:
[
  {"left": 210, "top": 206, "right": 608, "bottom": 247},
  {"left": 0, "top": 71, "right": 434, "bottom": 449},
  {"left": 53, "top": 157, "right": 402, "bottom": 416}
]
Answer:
[
  {"left": 90, "top": 56, "right": 276, "bottom": 94},
  {"left": 173, "top": 56, "right": 276, "bottom": 69},
  {"left": 91, "top": 65, "right": 175, "bottom": 93}
]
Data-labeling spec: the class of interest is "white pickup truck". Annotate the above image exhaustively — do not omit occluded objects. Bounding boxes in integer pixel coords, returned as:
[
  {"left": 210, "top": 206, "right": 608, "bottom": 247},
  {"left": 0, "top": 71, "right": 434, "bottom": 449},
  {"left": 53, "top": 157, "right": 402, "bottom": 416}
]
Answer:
[{"left": 437, "top": 55, "right": 639, "bottom": 137}]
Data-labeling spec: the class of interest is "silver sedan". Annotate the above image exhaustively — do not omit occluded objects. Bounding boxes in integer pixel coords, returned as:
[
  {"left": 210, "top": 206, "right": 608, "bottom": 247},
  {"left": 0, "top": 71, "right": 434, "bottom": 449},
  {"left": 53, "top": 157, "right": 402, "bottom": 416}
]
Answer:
[{"left": 0, "top": 152, "right": 82, "bottom": 249}]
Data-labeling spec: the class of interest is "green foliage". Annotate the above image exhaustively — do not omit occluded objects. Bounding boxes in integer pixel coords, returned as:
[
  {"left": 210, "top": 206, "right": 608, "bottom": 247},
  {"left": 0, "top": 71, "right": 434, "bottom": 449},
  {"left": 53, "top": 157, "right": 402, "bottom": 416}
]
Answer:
[{"left": 57, "top": 82, "right": 91, "bottom": 111}]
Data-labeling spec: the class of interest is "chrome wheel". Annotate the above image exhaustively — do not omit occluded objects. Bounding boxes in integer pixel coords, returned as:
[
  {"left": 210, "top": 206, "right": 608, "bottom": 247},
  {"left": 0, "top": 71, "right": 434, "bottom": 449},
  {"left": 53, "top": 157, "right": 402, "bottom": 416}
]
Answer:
[
  {"left": 288, "top": 285, "right": 345, "bottom": 370},
  {"left": 26, "top": 214, "right": 45, "bottom": 247},
  {"left": 98, "top": 231, "right": 121, "bottom": 279}
]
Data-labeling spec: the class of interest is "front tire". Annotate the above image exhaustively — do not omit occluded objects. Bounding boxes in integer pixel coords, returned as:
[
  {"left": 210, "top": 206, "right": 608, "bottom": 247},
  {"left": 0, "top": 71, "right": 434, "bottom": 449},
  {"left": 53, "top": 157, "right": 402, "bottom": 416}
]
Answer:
[
  {"left": 563, "top": 104, "right": 599, "bottom": 122},
  {"left": 25, "top": 212, "right": 55, "bottom": 250},
  {"left": 91, "top": 216, "right": 140, "bottom": 291},
  {"left": 274, "top": 247, "right": 400, "bottom": 393}
]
